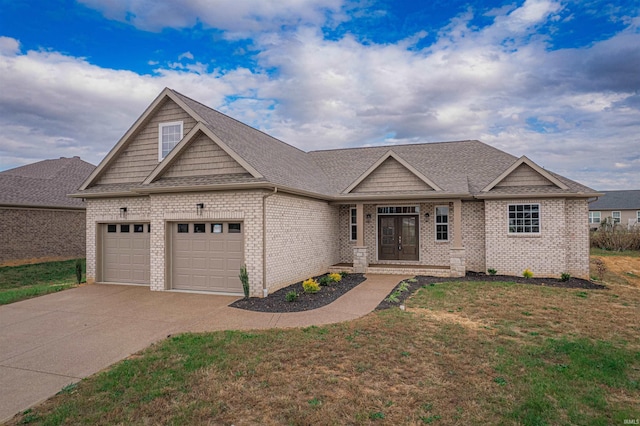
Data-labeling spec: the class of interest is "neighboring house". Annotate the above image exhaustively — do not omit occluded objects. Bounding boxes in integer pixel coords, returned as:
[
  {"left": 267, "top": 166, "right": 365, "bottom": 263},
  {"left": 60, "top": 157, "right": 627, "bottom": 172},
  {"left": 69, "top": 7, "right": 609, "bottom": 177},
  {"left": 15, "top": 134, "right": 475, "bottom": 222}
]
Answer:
[
  {"left": 0, "top": 157, "right": 96, "bottom": 265},
  {"left": 72, "top": 88, "right": 600, "bottom": 297},
  {"left": 588, "top": 190, "right": 640, "bottom": 229}
]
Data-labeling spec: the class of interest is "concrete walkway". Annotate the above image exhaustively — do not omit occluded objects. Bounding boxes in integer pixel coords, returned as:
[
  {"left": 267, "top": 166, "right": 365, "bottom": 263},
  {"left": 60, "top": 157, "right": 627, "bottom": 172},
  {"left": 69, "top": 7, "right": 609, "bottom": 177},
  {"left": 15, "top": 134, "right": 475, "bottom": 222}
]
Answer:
[{"left": 0, "top": 274, "right": 406, "bottom": 422}]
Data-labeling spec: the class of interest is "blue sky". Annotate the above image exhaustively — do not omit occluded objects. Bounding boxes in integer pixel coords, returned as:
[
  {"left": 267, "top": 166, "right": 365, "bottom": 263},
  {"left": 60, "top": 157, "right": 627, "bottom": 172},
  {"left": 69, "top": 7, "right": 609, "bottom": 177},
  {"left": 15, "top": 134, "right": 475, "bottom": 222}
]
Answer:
[{"left": 0, "top": 0, "right": 638, "bottom": 189}]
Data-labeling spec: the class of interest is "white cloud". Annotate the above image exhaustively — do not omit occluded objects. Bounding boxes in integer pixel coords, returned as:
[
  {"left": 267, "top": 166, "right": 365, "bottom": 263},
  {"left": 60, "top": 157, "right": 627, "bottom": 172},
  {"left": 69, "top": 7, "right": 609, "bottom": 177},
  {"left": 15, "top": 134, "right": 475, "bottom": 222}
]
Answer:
[{"left": 78, "top": 0, "right": 345, "bottom": 34}]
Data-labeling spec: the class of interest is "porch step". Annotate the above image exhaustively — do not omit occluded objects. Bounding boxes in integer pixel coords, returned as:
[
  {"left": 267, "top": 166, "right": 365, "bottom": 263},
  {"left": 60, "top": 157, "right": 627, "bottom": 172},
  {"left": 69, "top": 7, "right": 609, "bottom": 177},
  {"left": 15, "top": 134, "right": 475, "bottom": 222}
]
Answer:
[{"left": 328, "top": 264, "right": 451, "bottom": 277}]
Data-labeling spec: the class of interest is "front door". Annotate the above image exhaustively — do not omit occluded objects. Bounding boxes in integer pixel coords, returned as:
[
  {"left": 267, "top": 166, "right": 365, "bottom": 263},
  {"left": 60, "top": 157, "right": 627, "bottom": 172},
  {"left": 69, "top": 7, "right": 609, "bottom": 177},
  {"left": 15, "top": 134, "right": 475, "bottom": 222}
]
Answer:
[{"left": 378, "top": 215, "right": 419, "bottom": 261}]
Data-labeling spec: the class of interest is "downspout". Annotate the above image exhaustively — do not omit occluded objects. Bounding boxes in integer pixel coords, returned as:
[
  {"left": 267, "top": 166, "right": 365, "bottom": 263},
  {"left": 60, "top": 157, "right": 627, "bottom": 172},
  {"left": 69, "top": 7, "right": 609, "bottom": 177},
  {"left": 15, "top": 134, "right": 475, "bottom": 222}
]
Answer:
[{"left": 262, "top": 187, "right": 278, "bottom": 297}]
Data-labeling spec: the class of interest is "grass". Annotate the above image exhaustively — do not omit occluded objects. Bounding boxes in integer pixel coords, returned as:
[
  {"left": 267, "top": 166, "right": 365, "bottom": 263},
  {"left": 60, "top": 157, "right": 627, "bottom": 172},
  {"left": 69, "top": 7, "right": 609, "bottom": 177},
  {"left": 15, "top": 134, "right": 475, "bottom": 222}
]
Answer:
[
  {"left": 590, "top": 247, "right": 640, "bottom": 257},
  {"left": 0, "top": 259, "right": 84, "bottom": 305},
  {"left": 7, "top": 257, "right": 640, "bottom": 425}
]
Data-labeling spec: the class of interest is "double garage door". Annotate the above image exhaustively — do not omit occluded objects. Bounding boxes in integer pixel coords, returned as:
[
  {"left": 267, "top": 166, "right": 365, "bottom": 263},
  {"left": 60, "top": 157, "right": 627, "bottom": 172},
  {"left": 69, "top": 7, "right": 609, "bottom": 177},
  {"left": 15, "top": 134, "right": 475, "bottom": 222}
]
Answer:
[
  {"left": 171, "top": 222, "right": 244, "bottom": 294},
  {"left": 101, "top": 222, "right": 244, "bottom": 294}
]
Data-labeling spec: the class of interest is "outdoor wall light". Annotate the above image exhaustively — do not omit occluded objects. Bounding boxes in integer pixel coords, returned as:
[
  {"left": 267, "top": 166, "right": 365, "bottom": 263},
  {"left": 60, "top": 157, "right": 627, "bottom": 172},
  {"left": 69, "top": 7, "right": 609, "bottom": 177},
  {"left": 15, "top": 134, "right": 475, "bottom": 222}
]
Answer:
[
  {"left": 366, "top": 213, "right": 372, "bottom": 223},
  {"left": 424, "top": 212, "right": 430, "bottom": 220},
  {"left": 119, "top": 207, "right": 127, "bottom": 218},
  {"left": 196, "top": 203, "right": 205, "bottom": 215}
]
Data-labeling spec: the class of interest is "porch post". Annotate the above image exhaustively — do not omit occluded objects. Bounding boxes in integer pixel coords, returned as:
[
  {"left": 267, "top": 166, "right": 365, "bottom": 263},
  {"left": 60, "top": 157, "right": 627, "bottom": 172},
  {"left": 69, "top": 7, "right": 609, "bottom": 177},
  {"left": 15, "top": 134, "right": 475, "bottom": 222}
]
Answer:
[
  {"left": 353, "top": 203, "right": 368, "bottom": 273},
  {"left": 450, "top": 199, "right": 466, "bottom": 277}
]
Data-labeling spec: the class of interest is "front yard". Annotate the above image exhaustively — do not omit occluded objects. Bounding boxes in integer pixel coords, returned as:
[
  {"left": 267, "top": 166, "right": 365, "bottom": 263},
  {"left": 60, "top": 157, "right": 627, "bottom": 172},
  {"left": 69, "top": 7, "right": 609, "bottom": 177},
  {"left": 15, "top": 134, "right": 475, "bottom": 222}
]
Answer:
[
  {"left": 0, "top": 259, "right": 85, "bottom": 305},
  {"left": 8, "top": 254, "right": 640, "bottom": 425}
]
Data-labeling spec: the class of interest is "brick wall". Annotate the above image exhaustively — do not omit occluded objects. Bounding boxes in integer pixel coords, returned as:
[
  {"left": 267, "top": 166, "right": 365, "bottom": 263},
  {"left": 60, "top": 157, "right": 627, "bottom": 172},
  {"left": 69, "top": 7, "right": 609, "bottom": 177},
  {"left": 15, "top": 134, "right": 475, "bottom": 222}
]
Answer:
[
  {"left": 0, "top": 207, "right": 86, "bottom": 264},
  {"left": 565, "top": 199, "right": 590, "bottom": 278},
  {"left": 265, "top": 192, "right": 339, "bottom": 293},
  {"left": 484, "top": 198, "right": 588, "bottom": 278},
  {"left": 461, "top": 201, "right": 486, "bottom": 272}
]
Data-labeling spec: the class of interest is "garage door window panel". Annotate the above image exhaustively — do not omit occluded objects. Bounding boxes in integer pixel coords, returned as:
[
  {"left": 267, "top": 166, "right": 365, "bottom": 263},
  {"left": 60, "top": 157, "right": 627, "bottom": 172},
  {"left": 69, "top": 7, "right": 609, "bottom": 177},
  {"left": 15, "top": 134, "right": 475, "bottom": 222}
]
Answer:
[{"left": 177, "top": 224, "right": 189, "bottom": 233}]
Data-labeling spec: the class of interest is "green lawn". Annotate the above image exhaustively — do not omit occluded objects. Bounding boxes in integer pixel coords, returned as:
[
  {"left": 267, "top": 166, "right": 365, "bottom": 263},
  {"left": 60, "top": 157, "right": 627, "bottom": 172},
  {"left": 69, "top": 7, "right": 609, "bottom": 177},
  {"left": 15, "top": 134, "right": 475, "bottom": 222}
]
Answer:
[
  {"left": 0, "top": 259, "right": 85, "bottom": 305},
  {"left": 8, "top": 264, "right": 639, "bottom": 425},
  {"left": 590, "top": 247, "right": 640, "bottom": 257}
]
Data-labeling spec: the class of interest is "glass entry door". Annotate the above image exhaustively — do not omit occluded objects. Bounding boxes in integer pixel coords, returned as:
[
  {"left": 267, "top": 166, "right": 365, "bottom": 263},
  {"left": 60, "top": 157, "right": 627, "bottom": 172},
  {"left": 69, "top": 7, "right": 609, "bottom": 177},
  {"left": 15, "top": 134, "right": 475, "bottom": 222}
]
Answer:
[{"left": 378, "top": 215, "right": 419, "bottom": 261}]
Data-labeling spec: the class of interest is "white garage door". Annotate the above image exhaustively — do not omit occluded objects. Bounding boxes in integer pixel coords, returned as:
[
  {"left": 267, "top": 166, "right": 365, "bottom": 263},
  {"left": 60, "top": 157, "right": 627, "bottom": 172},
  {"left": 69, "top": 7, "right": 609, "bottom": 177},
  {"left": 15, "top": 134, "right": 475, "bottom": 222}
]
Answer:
[
  {"left": 102, "top": 223, "right": 150, "bottom": 285},
  {"left": 171, "top": 222, "right": 244, "bottom": 294}
]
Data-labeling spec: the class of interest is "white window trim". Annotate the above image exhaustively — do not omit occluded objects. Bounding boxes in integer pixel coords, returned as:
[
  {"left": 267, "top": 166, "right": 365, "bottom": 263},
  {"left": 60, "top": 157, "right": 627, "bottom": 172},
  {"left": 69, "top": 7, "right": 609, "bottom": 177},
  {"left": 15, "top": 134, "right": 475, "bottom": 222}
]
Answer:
[
  {"left": 349, "top": 207, "right": 357, "bottom": 241},
  {"left": 435, "top": 205, "right": 449, "bottom": 242},
  {"left": 589, "top": 211, "right": 601, "bottom": 224},
  {"left": 158, "top": 121, "right": 184, "bottom": 161},
  {"left": 637, "top": 211, "right": 640, "bottom": 222},
  {"left": 612, "top": 211, "right": 621, "bottom": 224},
  {"left": 507, "top": 203, "right": 541, "bottom": 234}
]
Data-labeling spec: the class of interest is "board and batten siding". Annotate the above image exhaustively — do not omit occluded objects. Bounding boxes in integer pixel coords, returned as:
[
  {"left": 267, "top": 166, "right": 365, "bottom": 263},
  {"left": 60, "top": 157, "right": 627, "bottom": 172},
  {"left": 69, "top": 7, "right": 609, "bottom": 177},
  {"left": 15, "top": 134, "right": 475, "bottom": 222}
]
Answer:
[
  {"left": 351, "top": 157, "right": 433, "bottom": 193},
  {"left": 96, "top": 99, "right": 198, "bottom": 184},
  {"left": 162, "top": 132, "right": 248, "bottom": 178},
  {"left": 495, "top": 164, "right": 554, "bottom": 187}
]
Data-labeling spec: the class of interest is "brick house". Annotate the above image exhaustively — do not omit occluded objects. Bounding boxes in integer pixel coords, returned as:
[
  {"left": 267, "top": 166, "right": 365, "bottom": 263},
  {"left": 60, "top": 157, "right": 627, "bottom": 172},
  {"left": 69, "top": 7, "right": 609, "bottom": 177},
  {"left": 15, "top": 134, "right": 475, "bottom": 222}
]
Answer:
[
  {"left": 72, "top": 88, "right": 600, "bottom": 297},
  {"left": 0, "top": 157, "right": 95, "bottom": 265}
]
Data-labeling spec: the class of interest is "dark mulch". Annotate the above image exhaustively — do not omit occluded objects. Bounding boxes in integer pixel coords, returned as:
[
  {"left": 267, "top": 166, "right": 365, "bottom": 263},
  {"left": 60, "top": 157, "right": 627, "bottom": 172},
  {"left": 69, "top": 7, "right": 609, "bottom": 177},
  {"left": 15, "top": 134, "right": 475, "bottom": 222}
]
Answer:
[
  {"left": 229, "top": 273, "right": 366, "bottom": 313},
  {"left": 376, "top": 272, "right": 607, "bottom": 310}
]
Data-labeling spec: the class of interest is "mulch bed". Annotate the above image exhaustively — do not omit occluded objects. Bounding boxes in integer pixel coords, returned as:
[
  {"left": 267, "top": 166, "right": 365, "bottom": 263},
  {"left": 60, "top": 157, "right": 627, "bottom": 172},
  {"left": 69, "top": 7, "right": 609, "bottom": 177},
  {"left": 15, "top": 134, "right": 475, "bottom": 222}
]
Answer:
[
  {"left": 229, "top": 273, "right": 366, "bottom": 313},
  {"left": 375, "top": 272, "right": 607, "bottom": 310}
]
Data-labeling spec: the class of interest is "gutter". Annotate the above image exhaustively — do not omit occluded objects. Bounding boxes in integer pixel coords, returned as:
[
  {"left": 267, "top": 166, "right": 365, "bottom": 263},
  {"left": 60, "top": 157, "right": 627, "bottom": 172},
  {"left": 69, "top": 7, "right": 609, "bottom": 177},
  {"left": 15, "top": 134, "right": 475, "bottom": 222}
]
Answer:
[{"left": 262, "top": 187, "right": 278, "bottom": 297}]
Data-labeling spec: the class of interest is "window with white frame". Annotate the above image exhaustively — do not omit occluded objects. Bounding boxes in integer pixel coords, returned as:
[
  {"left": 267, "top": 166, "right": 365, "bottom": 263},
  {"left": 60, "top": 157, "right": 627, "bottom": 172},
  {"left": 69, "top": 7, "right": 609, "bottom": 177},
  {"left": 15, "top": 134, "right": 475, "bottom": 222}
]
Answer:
[
  {"left": 350, "top": 208, "right": 357, "bottom": 241},
  {"left": 637, "top": 211, "right": 640, "bottom": 223},
  {"left": 158, "top": 121, "right": 183, "bottom": 160},
  {"left": 612, "top": 211, "right": 621, "bottom": 224},
  {"left": 589, "top": 211, "right": 601, "bottom": 224},
  {"left": 435, "top": 206, "right": 449, "bottom": 241},
  {"left": 508, "top": 203, "right": 540, "bottom": 234}
]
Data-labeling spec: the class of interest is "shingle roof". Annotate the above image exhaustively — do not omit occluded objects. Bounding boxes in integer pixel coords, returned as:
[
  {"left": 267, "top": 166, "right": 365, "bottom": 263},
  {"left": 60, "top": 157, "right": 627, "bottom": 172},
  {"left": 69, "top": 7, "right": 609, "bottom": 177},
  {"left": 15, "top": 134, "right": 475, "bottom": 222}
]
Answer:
[
  {"left": 589, "top": 190, "right": 640, "bottom": 210},
  {"left": 79, "top": 88, "right": 599, "bottom": 200},
  {"left": 0, "top": 157, "right": 95, "bottom": 208}
]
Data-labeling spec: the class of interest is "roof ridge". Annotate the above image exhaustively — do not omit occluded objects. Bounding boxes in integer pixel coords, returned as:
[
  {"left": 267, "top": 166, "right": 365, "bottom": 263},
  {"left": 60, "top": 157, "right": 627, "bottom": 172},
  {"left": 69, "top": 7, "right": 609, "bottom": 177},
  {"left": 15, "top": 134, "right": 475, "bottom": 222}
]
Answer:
[
  {"left": 169, "top": 88, "right": 309, "bottom": 156},
  {"left": 308, "top": 139, "right": 481, "bottom": 153}
]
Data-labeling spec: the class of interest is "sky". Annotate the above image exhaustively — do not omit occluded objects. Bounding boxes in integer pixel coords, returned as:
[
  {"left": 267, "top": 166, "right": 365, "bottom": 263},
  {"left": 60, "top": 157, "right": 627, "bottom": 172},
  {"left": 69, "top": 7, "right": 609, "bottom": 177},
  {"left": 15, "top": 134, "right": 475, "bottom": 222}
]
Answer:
[{"left": 0, "top": 0, "right": 638, "bottom": 190}]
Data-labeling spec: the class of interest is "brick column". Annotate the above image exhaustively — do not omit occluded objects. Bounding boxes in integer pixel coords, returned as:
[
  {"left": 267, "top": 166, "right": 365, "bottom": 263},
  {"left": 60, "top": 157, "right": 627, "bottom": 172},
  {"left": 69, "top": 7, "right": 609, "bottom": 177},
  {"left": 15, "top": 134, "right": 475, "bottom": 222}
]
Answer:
[{"left": 353, "top": 246, "right": 369, "bottom": 274}]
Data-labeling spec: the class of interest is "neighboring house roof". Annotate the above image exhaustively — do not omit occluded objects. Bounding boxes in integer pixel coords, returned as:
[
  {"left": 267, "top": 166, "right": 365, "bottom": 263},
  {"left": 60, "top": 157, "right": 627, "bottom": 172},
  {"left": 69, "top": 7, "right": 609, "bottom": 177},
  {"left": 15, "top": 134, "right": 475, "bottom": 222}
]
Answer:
[
  {"left": 75, "top": 88, "right": 600, "bottom": 201},
  {"left": 589, "top": 190, "right": 640, "bottom": 210},
  {"left": 0, "top": 157, "right": 96, "bottom": 209}
]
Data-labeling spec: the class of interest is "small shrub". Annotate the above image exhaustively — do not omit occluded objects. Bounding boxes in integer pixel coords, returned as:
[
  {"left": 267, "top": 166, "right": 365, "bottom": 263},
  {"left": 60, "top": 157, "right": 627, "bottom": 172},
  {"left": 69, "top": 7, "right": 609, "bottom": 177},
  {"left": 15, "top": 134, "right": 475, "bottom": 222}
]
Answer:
[
  {"left": 593, "top": 258, "right": 607, "bottom": 280},
  {"left": 560, "top": 272, "right": 571, "bottom": 282},
  {"left": 239, "top": 265, "right": 250, "bottom": 298},
  {"left": 522, "top": 268, "right": 533, "bottom": 279},
  {"left": 302, "top": 278, "right": 320, "bottom": 293},
  {"left": 340, "top": 271, "right": 349, "bottom": 278},
  {"left": 328, "top": 272, "right": 342, "bottom": 282},
  {"left": 75, "top": 259, "right": 83, "bottom": 284},
  {"left": 285, "top": 291, "right": 298, "bottom": 302},
  {"left": 487, "top": 268, "right": 497, "bottom": 275},
  {"left": 318, "top": 275, "right": 333, "bottom": 286},
  {"left": 407, "top": 277, "right": 417, "bottom": 283}
]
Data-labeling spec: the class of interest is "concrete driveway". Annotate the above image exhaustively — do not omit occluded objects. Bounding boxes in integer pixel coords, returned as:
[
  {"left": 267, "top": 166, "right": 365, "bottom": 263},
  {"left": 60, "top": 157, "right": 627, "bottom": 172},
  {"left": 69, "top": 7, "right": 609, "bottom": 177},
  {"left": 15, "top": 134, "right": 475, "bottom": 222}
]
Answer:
[{"left": 0, "top": 274, "right": 404, "bottom": 422}]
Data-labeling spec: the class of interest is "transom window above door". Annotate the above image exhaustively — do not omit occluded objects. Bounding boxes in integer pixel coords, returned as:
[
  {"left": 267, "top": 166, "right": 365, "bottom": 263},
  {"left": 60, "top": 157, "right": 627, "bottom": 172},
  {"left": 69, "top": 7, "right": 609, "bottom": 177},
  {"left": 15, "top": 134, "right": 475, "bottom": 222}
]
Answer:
[
  {"left": 158, "top": 121, "right": 183, "bottom": 160},
  {"left": 377, "top": 206, "right": 420, "bottom": 214}
]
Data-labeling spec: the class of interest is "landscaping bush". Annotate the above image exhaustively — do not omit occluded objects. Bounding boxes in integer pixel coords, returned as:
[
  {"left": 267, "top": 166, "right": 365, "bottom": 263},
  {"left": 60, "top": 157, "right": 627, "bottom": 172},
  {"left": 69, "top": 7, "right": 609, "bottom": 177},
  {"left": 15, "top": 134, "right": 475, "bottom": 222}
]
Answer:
[
  {"left": 488, "top": 268, "right": 497, "bottom": 276},
  {"left": 522, "top": 268, "right": 534, "bottom": 279},
  {"left": 285, "top": 291, "right": 298, "bottom": 302},
  {"left": 239, "top": 265, "right": 250, "bottom": 298},
  {"left": 560, "top": 272, "right": 571, "bottom": 282},
  {"left": 590, "top": 227, "right": 640, "bottom": 251},
  {"left": 318, "top": 275, "right": 333, "bottom": 286},
  {"left": 328, "top": 272, "right": 342, "bottom": 283},
  {"left": 302, "top": 278, "right": 320, "bottom": 294}
]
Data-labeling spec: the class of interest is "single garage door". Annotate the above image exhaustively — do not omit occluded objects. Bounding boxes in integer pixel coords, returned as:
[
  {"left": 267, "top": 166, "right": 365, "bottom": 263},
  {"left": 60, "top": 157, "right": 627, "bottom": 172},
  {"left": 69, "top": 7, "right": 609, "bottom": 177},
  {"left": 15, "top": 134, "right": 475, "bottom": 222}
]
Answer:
[
  {"left": 172, "top": 222, "right": 244, "bottom": 294},
  {"left": 102, "top": 223, "right": 150, "bottom": 285}
]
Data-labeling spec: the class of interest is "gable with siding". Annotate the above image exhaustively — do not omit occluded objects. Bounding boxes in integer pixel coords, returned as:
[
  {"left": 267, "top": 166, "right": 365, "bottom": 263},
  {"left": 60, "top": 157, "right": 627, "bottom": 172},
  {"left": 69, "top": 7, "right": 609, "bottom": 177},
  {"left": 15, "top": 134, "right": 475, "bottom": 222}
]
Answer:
[
  {"left": 161, "top": 132, "right": 250, "bottom": 179},
  {"left": 95, "top": 99, "right": 197, "bottom": 185},
  {"left": 351, "top": 157, "right": 434, "bottom": 193},
  {"left": 494, "top": 163, "right": 554, "bottom": 188}
]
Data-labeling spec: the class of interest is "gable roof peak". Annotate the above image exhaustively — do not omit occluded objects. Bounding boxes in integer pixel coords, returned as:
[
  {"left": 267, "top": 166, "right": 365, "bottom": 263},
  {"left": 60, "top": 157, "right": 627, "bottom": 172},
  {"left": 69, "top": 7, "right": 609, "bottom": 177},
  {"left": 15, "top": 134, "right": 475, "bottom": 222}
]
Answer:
[{"left": 481, "top": 155, "right": 569, "bottom": 192}]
